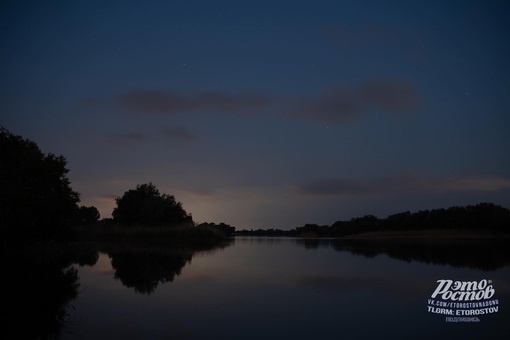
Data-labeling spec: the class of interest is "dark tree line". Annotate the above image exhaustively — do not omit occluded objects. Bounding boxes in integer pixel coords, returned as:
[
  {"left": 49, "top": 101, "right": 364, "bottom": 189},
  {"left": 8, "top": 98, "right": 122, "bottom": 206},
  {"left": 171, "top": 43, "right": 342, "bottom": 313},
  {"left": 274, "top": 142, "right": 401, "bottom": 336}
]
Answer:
[
  {"left": 295, "top": 203, "right": 510, "bottom": 237},
  {"left": 236, "top": 203, "right": 510, "bottom": 237},
  {"left": 236, "top": 228, "right": 297, "bottom": 237},
  {"left": 195, "top": 222, "right": 235, "bottom": 236}
]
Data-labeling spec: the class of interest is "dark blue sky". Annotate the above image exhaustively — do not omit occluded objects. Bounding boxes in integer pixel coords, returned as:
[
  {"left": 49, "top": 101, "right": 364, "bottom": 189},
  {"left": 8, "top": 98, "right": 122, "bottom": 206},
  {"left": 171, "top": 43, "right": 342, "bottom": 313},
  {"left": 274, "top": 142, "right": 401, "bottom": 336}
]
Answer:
[{"left": 2, "top": 0, "right": 509, "bottom": 229}]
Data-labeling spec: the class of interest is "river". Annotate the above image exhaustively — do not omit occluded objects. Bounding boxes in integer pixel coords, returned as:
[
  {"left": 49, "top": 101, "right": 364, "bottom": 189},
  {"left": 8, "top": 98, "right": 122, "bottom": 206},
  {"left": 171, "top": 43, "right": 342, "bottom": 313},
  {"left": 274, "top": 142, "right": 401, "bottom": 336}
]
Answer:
[{"left": 4, "top": 237, "right": 509, "bottom": 339}]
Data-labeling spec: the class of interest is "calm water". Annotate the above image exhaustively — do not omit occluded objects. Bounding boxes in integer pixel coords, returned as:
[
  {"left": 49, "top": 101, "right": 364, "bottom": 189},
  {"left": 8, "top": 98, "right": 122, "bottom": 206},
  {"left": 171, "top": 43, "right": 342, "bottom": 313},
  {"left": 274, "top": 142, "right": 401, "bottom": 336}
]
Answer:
[{"left": 5, "top": 237, "right": 510, "bottom": 339}]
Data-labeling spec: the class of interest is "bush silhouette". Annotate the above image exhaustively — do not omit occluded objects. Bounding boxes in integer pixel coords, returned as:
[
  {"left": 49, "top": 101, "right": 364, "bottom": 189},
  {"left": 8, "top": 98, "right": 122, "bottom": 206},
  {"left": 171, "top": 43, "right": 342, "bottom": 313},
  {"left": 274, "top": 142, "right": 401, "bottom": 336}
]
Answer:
[{"left": 112, "top": 183, "right": 193, "bottom": 227}]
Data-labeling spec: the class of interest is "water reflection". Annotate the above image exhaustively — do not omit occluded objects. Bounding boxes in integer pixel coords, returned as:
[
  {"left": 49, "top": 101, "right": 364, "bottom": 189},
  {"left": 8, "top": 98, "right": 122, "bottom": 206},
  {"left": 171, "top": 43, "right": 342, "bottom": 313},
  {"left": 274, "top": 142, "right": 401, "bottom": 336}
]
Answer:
[
  {"left": 4, "top": 237, "right": 509, "bottom": 339},
  {"left": 296, "top": 238, "right": 510, "bottom": 271},
  {"left": 1, "top": 244, "right": 98, "bottom": 339},
  {"left": 100, "top": 240, "right": 232, "bottom": 294},
  {"left": 1, "top": 239, "right": 232, "bottom": 339}
]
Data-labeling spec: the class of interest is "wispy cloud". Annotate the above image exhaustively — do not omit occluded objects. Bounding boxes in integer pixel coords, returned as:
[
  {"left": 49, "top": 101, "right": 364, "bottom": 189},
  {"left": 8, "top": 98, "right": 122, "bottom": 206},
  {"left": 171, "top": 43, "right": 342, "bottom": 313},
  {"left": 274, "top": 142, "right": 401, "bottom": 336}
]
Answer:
[
  {"left": 299, "top": 175, "right": 510, "bottom": 195},
  {"left": 105, "top": 78, "right": 422, "bottom": 123}
]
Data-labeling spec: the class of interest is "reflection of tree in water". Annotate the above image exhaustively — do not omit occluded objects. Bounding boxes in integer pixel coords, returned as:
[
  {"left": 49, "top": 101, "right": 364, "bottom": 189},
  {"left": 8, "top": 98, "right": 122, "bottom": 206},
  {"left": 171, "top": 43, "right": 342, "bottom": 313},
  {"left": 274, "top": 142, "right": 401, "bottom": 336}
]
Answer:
[
  {"left": 297, "top": 238, "right": 510, "bottom": 271},
  {"left": 102, "top": 240, "right": 232, "bottom": 294},
  {"left": 1, "top": 239, "right": 230, "bottom": 337},
  {"left": 107, "top": 244, "right": 192, "bottom": 294},
  {"left": 1, "top": 244, "right": 98, "bottom": 339}
]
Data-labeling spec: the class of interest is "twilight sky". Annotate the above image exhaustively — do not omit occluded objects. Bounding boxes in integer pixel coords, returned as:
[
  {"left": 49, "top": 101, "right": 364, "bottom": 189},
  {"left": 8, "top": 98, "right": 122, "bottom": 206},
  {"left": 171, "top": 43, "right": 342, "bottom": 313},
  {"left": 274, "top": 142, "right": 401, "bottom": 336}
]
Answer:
[{"left": 1, "top": 0, "right": 509, "bottom": 229}]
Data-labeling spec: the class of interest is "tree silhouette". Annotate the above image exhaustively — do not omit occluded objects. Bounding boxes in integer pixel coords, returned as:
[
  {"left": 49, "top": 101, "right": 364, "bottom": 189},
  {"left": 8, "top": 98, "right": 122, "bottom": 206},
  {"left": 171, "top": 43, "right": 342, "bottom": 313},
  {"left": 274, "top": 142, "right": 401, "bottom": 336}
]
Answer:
[
  {"left": 108, "top": 244, "right": 192, "bottom": 294},
  {"left": 0, "top": 126, "right": 80, "bottom": 244},
  {"left": 76, "top": 205, "right": 100, "bottom": 225},
  {"left": 112, "top": 183, "right": 193, "bottom": 227}
]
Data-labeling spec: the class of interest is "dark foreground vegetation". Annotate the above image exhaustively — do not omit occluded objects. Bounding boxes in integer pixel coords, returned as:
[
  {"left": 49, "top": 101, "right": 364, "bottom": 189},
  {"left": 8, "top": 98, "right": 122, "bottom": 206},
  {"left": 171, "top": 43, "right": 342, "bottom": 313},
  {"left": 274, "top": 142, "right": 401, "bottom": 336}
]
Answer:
[{"left": 1, "top": 125, "right": 81, "bottom": 244}]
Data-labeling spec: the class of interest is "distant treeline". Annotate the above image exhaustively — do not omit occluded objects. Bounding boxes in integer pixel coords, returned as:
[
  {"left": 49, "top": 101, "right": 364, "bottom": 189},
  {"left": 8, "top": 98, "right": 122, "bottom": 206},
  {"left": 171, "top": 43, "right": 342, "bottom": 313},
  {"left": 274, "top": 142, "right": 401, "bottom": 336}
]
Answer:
[{"left": 237, "top": 203, "right": 510, "bottom": 237}]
